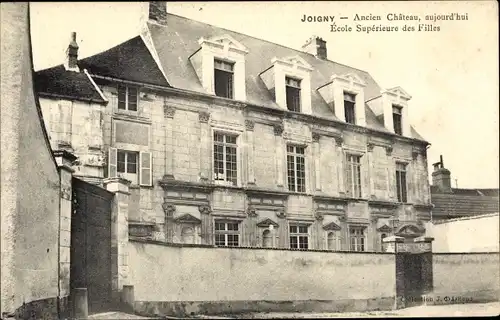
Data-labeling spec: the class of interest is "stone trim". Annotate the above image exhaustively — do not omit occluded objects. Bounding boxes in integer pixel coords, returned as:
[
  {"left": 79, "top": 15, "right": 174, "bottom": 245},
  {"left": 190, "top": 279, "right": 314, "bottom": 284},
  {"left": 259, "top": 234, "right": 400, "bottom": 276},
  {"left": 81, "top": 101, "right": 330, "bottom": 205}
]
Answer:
[
  {"left": 245, "top": 119, "right": 255, "bottom": 131},
  {"left": 199, "top": 205, "right": 212, "bottom": 215},
  {"left": 199, "top": 111, "right": 211, "bottom": 123},
  {"left": 164, "top": 104, "right": 176, "bottom": 118},
  {"left": 273, "top": 123, "right": 284, "bottom": 136},
  {"left": 246, "top": 206, "right": 258, "bottom": 217}
]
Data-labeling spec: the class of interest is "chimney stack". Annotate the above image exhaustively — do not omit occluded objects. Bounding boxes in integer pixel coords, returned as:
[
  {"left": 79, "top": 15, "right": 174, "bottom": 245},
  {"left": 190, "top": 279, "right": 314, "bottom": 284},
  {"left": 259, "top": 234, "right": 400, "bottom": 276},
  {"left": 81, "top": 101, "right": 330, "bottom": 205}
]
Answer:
[
  {"left": 148, "top": 1, "right": 167, "bottom": 26},
  {"left": 64, "top": 32, "right": 79, "bottom": 72},
  {"left": 432, "top": 155, "right": 452, "bottom": 192},
  {"left": 301, "top": 36, "right": 327, "bottom": 60}
]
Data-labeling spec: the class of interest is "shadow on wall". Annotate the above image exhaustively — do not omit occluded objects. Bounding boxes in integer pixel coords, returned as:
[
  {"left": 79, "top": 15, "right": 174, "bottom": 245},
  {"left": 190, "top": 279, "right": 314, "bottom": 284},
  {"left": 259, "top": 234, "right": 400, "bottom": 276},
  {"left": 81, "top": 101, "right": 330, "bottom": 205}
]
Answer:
[{"left": 1, "top": 2, "right": 61, "bottom": 318}]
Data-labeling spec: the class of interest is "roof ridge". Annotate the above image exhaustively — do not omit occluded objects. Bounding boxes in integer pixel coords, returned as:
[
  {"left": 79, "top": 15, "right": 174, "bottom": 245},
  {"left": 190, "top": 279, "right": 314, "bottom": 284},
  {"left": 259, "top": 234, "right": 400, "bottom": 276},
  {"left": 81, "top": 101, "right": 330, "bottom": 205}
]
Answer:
[{"left": 164, "top": 12, "right": 373, "bottom": 76}]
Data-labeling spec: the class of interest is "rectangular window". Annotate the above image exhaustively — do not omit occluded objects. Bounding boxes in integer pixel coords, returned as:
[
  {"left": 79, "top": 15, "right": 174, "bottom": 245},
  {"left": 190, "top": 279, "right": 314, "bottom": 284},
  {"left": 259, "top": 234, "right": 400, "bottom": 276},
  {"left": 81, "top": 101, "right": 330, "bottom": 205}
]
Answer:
[
  {"left": 290, "top": 225, "right": 309, "bottom": 249},
  {"left": 214, "top": 221, "right": 240, "bottom": 247},
  {"left": 108, "top": 148, "right": 152, "bottom": 186},
  {"left": 286, "top": 77, "right": 301, "bottom": 112},
  {"left": 117, "top": 150, "right": 138, "bottom": 174},
  {"left": 214, "top": 59, "right": 234, "bottom": 99},
  {"left": 346, "top": 154, "right": 362, "bottom": 198},
  {"left": 344, "top": 92, "right": 356, "bottom": 124},
  {"left": 349, "top": 226, "right": 365, "bottom": 252},
  {"left": 213, "top": 132, "right": 238, "bottom": 186},
  {"left": 393, "top": 105, "right": 403, "bottom": 135},
  {"left": 396, "top": 162, "right": 408, "bottom": 202},
  {"left": 287, "top": 145, "right": 306, "bottom": 192},
  {"left": 117, "top": 85, "right": 138, "bottom": 111}
]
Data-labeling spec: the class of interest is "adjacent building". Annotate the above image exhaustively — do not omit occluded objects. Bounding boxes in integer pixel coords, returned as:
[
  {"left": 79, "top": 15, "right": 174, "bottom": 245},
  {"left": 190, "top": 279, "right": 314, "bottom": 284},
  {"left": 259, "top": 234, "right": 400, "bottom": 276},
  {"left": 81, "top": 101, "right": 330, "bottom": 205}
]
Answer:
[{"left": 35, "top": 2, "right": 433, "bottom": 253}]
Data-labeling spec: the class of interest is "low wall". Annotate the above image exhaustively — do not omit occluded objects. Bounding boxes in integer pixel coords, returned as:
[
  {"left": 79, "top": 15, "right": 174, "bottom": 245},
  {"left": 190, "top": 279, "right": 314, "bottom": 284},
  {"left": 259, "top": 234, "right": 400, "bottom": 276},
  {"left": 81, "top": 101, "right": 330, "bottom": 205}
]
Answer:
[
  {"left": 128, "top": 240, "right": 396, "bottom": 316},
  {"left": 431, "top": 253, "right": 500, "bottom": 304}
]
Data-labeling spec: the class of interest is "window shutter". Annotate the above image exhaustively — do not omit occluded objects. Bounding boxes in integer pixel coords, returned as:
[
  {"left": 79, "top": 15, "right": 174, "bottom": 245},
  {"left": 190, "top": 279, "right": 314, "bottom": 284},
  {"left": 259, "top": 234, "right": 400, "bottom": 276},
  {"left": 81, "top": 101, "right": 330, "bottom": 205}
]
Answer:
[
  {"left": 108, "top": 147, "right": 117, "bottom": 178},
  {"left": 140, "top": 151, "right": 153, "bottom": 186}
]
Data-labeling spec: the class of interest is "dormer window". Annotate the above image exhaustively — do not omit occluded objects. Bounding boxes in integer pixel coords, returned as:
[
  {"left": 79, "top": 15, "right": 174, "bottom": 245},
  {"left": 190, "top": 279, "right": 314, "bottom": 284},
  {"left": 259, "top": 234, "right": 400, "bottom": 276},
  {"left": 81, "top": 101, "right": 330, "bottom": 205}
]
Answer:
[
  {"left": 392, "top": 105, "right": 403, "bottom": 135},
  {"left": 214, "top": 59, "right": 234, "bottom": 99},
  {"left": 344, "top": 92, "right": 356, "bottom": 124},
  {"left": 286, "top": 77, "right": 301, "bottom": 112},
  {"left": 117, "top": 85, "right": 138, "bottom": 111}
]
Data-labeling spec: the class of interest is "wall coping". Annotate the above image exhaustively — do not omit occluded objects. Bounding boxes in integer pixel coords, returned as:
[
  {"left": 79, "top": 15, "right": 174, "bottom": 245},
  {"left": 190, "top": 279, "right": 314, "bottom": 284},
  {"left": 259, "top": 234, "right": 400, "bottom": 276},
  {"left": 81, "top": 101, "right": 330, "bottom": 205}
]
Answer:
[
  {"left": 433, "top": 252, "right": 500, "bottom": 255},
  {"left": 129, "top": 237, "right": 395, "bottom": 255}
]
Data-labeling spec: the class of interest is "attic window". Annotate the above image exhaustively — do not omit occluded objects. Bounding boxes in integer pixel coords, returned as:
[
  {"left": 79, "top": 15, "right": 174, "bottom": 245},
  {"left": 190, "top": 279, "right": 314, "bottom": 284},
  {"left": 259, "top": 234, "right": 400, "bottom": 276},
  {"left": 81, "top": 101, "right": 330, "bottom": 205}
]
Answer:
[
  {"left": 392, "top": 105, "right": 403, "bottom": 135},
  {"left": 286, "top": 77, "right": 301, "bottom": 112},
  {"left": 344, "top": 92, "right": 356, "bottom": 124},
  {"left": 214, "top": 59, "right": 234, "bottom": 99}
]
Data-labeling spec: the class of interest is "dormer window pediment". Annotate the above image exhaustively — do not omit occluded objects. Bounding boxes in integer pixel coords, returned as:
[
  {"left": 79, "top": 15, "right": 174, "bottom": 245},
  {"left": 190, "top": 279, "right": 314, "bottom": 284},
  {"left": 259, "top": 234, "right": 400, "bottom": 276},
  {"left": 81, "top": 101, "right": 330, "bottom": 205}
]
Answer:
[
  {"left": 370, "top": 86, "right": 412, "bottom": 137},
  {"left": 260, "top": 55, "right": 313, "bottom": 115},
  {"left": 318, "top": 72, "right": 367, "bottom": 126},
  {"left": 190, "top": 34, "right": 248, "bottom": 101}
]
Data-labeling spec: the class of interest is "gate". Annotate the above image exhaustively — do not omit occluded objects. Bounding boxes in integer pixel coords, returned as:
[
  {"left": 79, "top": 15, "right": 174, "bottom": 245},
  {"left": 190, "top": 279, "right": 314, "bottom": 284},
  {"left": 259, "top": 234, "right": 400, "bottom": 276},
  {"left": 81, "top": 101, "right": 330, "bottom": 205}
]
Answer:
[{"left": 71, "top": 178, "right": 114, "bottom": 314}]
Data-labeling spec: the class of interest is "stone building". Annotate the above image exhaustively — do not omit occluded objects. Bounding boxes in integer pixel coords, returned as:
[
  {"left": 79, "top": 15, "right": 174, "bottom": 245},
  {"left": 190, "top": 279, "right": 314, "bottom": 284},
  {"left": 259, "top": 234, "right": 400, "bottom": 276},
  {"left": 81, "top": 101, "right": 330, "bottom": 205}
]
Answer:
[{"left": 35, "top": 2, "right": 433, "bottom": 253}]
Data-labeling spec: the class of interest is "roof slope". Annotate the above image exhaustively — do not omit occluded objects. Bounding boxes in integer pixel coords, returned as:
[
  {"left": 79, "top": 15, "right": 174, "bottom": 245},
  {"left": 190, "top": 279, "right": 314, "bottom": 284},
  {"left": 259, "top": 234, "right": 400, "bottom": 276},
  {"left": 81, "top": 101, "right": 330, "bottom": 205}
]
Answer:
[
  {"left": 34, "top": 65, "right": 106, "bottom": 104},
  {"left": 431, "top": 185, "right": 500, "bottom": 218},
  {"left": 78, "top": 35, "right": 169, "bottom": 87},
  {"left": 147, "top": 14, "right": 426, "bottom": 140}
]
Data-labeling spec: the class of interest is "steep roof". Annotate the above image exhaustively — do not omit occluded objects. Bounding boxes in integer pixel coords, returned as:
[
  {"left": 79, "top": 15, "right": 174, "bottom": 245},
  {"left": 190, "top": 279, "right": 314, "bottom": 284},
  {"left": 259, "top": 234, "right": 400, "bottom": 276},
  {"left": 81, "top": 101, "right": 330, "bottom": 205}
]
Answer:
[
  {"left": 34, "top": 65, "right": 106, "bottom": 104},
  {"left": 146, "top": 14, "right": 426, "bottom": 141},
  {"left": 35, "top": 35, "right": 170, "bottom": 103},
  {"left": 78, "top": 35, "right": 169, "bottom": 87},
  {"left": 431, "top": 185, "right": 500, "bottom": 218}
]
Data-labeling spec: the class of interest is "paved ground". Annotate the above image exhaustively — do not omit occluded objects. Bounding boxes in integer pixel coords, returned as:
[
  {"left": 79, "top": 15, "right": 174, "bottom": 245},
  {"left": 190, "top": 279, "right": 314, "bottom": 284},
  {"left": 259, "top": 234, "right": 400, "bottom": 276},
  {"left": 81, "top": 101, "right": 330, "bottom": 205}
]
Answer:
[{"left": 88, "top": 302, "right": 500, "bottom": 319}]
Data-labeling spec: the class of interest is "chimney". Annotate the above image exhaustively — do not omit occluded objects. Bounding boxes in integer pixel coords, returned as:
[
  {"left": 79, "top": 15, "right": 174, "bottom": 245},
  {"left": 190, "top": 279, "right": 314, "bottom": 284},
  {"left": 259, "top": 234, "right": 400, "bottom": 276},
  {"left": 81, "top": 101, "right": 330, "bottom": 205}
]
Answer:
[
  {"left": 148, "top": 1, "right": 167, "bottom": 26},
  {"left": 301, "top": 36, "right": 327, "bottom": 60},
  {"left": 432, "top": 155, "right": 452, "bottom": 192},
  {"left": 64, "top": 32, "right": 79, "bottom": 72}
]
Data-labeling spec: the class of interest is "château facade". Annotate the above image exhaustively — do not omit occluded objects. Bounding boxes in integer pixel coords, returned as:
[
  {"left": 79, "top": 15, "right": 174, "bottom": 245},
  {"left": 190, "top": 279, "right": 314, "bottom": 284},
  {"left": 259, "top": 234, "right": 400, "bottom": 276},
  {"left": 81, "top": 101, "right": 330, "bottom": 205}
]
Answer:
[{"left": 35, "top": 2, "right": 433, "bottom": 253}]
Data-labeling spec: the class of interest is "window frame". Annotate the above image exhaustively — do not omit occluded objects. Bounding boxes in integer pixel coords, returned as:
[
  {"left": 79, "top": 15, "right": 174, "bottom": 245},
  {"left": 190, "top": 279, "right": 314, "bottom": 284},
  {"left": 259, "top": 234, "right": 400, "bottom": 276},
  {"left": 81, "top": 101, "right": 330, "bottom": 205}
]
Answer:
[
  {"left": 214, "top": 220, "right": 240, "bottom": 247},
  {"left": 289, "top": 224, "right": 309, "bottom": 249},
  {"left": 349, "top": 226, "right": 366, "bottom": 252},
  {"left": 392, "top": 105, "right": 403, "bottom": 135},
  {"left": 214, "top": 59, "right": 235, "bottom": 99},
  {"left": 213, "top": 131, "right": 239, "bottom": 186},
  {"left": 285, "top": 76, "right": 302, "bottom": 112},
  {"left": 395, "top": 162, "right": 408, "bottom": 203},
  {"left": 343, "top": 91, "right": 357, "bottom": 124},
  {"left": 345, "top": 154, "right": 362, "bottom": 198},
  {"left": 286, "top": 145, "right": 306, "bottom": 193},
  {"left": 117, "top": 85, "right": 139, "bottom": 112}
]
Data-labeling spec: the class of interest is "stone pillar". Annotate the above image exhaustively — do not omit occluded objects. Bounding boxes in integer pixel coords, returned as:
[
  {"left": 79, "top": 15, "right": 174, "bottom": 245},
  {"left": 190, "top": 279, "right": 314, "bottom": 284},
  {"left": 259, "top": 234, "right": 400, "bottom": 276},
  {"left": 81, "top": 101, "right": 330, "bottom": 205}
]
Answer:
[
  {"left": 314, "top": 212, "right": 324, "bottom": 250},
  {"left": 103, "top": 177, "right": 131, "bottom": 301},
  {"left": 199, "top": 205, "right": 213, "bottom": 245},
  {"left": 415, "top": 236, "right": 434, "bottom": 294},
  {"left": 382, "top": 235, "right": 405, "bottom": 309},
  {"left": 199, "top": 111, "right": 211, "bottom": 182},
  {"left": 276, "top": 209, "right": 287, "bottom": 248},
  {"left": 54, "top": 150, "right": 76, "bottom": 310},
  {"left": 335, "top": 137, "right": 345, "bottom": 195},
  {"left": 274, "top": 123, "right": 284, "bottom": 187},
  {"left": 312, "top": 133, "right": 321, "bottom": 191},
  {"left": 245, "top": 120, "right": 255, "bottom": 185},
  {"left": 163, "top": 103, "right": 175, "bottom": 180},
  {"left": 162, "top": 203, "right": 175, "bottom": 243}
]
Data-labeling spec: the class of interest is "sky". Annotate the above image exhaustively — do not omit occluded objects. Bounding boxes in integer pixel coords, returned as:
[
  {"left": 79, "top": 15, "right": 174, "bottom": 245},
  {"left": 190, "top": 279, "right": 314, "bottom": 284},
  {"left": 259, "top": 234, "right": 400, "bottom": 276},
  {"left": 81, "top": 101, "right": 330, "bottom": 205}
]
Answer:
[{"left": 30, "top": 1, "right": 499, "bottom": 188}]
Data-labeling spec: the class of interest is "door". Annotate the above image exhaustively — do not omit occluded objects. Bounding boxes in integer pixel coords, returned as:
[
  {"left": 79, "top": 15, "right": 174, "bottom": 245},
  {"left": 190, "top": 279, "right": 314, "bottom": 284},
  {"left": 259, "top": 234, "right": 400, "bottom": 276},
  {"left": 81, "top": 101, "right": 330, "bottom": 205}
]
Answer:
[{"left": 71, "top": 178, "right": 114, "bottom": 313}]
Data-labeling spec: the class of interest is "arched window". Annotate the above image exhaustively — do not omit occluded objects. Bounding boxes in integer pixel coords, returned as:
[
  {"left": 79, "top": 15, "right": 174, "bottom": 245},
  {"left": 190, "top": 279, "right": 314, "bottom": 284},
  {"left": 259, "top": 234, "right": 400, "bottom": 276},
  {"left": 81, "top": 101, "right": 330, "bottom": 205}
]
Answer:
[
  {"left": 380, "top": 233, "right": 387, "bottom": 252},
  {"left": 262, "top": 230, "right": 273, "bottom": 248},
  {"left": 181, "top": 226, "right": 195, "bottom": 244},
  {"left": 327, "top": 231, "right": 338, "bottom": 251}
]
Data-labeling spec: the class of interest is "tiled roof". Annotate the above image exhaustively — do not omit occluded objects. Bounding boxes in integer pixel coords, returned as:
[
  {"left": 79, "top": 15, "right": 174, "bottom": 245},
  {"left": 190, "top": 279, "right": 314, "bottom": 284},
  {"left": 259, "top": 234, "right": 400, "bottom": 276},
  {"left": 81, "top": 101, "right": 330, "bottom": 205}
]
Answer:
[
  {"left": 146, "top": 14, "right": 426, "bottom": 141},
  {"left": 34, "top": 65, "right": 106, "bottom": 104},
  {"left": 431, "top": 186, "right": 500, "bottom": 218},
  {"left": 35, "top": 35, "right": 170, "bottom": 103},
  {"left": 78, "top": 35, "right": 169, "bottom": 87}
]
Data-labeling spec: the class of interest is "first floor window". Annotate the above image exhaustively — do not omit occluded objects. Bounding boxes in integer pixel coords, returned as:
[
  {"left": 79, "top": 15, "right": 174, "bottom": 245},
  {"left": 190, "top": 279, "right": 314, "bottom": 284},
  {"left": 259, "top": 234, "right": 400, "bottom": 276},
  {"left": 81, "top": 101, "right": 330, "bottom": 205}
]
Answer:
[
  {"left": 396, "top": 162, "right": 408, "bottom": 203},
  {"left": 287, "top": 145, "right": 306, "bottom": 192},
  {"left": 349, "top": 226, "right": 365, "bottom": 252},
  {"left": 344, "top": 92, "right": 356, "bottom": 124},
  {"left": 346, "top": 154, "right": 362, "bottom": 198},
  {"left": 290, "top": 225, "right": 308, "bottom": 249},
  {"left": 214, "top": 132, "right": 238, "bottom": 186},
  {"left": 214, "top": 221, "right": 240, "bottom": 247},
  {"left": 117, "top": 85, "right": 138, "bottom": 111},
  {"left": 108, "top": 148, "right": 152, "bottom": 186}
]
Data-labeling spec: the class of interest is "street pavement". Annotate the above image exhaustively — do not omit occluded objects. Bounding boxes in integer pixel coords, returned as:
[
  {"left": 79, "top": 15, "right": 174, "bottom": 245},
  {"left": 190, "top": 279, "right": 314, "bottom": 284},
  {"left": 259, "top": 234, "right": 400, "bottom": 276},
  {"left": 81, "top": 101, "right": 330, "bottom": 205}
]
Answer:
[{"left": 88, "top": 302, "right": 500, "bottom": 319}]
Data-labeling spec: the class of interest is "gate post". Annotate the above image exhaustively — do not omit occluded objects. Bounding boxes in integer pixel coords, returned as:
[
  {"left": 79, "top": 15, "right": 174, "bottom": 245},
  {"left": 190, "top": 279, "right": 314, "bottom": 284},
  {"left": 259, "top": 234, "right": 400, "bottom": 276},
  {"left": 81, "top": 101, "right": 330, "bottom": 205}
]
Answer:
[
  {"left": 382, "top": 235, "right": 405, "bottom": 309},
  {"left": 54, "top": 150, "right": 77, "bottom": 318},
  {"left": 103, "top": 177, "right": 131, "bottom": 306},
  {"left": 414, "top": 236, "right": 434, "bottom": 295}
]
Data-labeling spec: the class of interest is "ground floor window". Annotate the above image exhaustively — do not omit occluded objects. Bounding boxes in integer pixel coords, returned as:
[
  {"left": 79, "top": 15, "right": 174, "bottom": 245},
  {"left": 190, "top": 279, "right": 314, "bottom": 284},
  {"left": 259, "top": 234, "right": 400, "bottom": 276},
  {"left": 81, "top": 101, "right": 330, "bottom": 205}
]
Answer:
[
  {"left": 214, "top": 221, "right": 240, "bottom": 247},
  {"left": 349, "top": 226, "right": 366, "bottom": 252},
  {"left": 327, "top": 231, "right": 341, "bottom": 251},
  {"left": 290, "top": 224, "right": 309, "bottom": 249}
]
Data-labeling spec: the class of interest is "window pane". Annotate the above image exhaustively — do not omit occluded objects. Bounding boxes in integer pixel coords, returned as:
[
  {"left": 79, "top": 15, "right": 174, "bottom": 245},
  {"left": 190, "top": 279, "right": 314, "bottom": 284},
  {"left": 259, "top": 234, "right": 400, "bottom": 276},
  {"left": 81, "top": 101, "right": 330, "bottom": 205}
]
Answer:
[
  {"left": 215, "top": 69, "right": 234, "bottom": 99},
  {"left": 227, "top": 234, "right": 239, "bottom": 247},
  {"left": 127, "top": 152, "right": 137, "bottom": 174},
  {"left": 289, "top": 225, "right": 297, "bottom": 233},
  {"left": 287, "top": 155, "right": 296, "bottom": 191},
  {"left": 345, "top": 101, "right": 356, "bottom": 124},
  {"left": 286, "top": 86, "right": 301, "bottom": 112},
  {"left": 128, "top": 87, "right": 138, "bottom": 111},
  {"left": 344, "top": 92, "right": 356, "bottom": 103},
  {"left": 298, "top": 226, "right": 308, "bottom": 234},
  {"left": 290, "top": 236, "right": 298, "bottom": 248},
  {"left": 299, "top": 236, "right": 308, "bottom": 249},
  {"left": 215, "top": 222, "right": 225, "bottom": 231},
  {"left": 401, "top": 173, "right": 407, "bottom": 202},
  {"left": 215, "top": 234, "right": 226, "bottom": 246}
]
